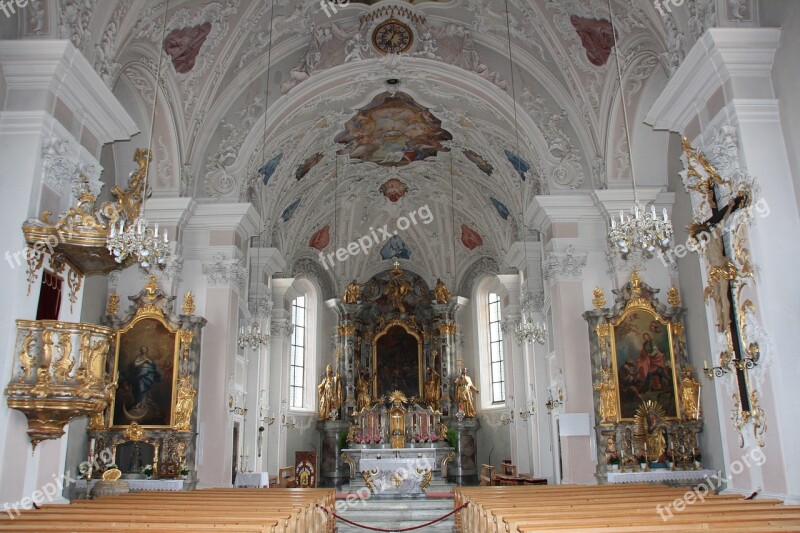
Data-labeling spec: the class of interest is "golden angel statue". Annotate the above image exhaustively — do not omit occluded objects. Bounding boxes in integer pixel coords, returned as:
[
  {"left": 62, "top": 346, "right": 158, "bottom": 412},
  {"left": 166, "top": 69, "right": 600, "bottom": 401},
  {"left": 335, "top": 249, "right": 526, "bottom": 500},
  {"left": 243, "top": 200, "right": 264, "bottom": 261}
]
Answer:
[
  {"left": 423, "top": 367, "right": 441, "bottom": 409},
  {"left": 594, "top": 368, "right": 618, "bottom": 424},
  {"left": 434, "top": 278, "right": 451, "bottom": 304},
  {"left": 455, "top": 367, "right": 480, "bottom": 418},
  {"left": 355, "top": 367, "right": 372, "bottom": 412},
  {"left": 318, "top": 364, "right": 342, "bottom": 420},
  {"left": 173, "top": 374, "right": 196, "bottom": 431},
  {"left": 343, "top": 280, "right": 363, "bottom": 304}
]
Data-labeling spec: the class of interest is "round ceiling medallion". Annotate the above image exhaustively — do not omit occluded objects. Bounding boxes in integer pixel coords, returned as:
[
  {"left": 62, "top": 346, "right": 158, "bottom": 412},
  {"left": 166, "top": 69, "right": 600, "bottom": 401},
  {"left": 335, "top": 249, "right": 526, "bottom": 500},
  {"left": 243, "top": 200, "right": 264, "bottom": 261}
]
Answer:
[{"left": 372, "top": 18, "right": 414, "bottom": 55}]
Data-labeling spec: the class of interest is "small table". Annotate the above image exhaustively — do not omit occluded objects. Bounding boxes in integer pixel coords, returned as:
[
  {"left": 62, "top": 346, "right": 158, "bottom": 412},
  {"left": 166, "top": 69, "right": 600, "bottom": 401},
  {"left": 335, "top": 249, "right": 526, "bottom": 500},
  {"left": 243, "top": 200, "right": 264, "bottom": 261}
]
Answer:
[{"left": 234, "top": 472, "right": 271, "bottom": 488}]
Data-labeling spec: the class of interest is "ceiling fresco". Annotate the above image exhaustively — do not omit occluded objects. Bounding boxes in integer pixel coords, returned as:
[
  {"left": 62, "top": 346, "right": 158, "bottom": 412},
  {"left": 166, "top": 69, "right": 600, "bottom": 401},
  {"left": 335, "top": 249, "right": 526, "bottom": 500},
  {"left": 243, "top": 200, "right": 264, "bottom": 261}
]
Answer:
[
  {"left": 29, "top": 0, "right": 738, "bottom": 290},
  {"left": 334, "top": 91, "right": 453, "bottom": 167}
]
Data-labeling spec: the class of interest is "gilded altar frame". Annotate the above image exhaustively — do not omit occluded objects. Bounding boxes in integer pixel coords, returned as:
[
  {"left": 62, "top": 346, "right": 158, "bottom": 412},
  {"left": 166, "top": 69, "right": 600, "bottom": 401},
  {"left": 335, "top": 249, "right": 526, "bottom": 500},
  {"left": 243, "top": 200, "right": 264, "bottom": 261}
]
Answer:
[
  {"left": 109, "top": 307, "right": 181, "bottom": 428},
  {"left": 372, "top": 319, "right": 423, "bottom": 400},
  {"left": 609, "top": 301, "right": 682, "bottom": 422}
]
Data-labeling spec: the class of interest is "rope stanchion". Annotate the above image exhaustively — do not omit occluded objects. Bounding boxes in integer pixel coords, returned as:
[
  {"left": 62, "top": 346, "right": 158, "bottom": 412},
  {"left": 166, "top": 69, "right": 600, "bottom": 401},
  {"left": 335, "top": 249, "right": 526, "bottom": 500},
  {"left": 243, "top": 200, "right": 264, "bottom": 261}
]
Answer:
[{"left": 315, "top": 502, "right": 468, "bottom": 532}]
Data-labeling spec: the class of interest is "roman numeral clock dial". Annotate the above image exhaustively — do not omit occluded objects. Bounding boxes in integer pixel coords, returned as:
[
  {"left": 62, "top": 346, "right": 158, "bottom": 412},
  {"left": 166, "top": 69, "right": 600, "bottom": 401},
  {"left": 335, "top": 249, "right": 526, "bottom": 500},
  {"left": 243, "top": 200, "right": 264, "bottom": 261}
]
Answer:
[{"left": 372, "top": 18, "right": 413, "bottom": 55}]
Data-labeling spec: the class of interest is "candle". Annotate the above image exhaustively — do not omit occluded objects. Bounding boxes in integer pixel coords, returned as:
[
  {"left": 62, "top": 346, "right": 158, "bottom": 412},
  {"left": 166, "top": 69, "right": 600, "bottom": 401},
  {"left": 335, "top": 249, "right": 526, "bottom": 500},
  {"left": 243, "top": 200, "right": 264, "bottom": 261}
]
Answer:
[
  {"left": 696, "top": 385, "right": 701, "bottom": 420},
  {"left": 704, "top": 360, "right": 709, "bottom": 369},
  {"left": 663, "top": 208, "right": 668, "bottom": 222}
]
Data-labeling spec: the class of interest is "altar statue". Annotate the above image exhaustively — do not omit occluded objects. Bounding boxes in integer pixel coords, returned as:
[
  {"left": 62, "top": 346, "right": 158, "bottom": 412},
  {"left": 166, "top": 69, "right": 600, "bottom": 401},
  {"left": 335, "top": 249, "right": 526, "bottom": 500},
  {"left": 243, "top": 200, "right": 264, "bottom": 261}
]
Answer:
[
  {"left": 172, "top": 374, "right": 196, "bottom": 431},
  {"left": 423, "top": 367, "right": 441, "bottom": 409},
  {"left": 434, "top": 278, "right": 451, "bottom": 304},
  {"left": 317, "top": 364, "right": 342, "bottom": 420},
  {"left": 594, "top": 368, "right": 618, "bottom": 424},
  {"left": 455, "top": 367, "right": 479, "bottom": 418},
  {"left": 680, "top": 367, "right": 701, "bottom": 420},
  {"left": 386, "top": 261, "right": 410, "bottom": 312},
  {"left": 343, "top": 280, "right": 362, "bottom": 304},
  {"left": 355, "top": 367, "right": 372, "bottom": 412}
]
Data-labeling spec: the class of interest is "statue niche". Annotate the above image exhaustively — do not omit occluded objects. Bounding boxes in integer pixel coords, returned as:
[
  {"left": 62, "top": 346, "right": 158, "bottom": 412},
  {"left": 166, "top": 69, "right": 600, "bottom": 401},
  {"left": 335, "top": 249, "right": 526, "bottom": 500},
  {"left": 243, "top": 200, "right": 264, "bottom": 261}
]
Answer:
[{"left": 373, "top": 323, "right": 423, "bottom": 400}]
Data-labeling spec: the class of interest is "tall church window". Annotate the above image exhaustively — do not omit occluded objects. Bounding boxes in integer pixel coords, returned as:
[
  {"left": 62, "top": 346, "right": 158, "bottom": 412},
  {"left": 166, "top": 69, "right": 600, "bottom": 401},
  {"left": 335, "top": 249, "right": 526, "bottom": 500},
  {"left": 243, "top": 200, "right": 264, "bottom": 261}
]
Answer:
[
  {"left": 290, "top": 295, "right": 306, "bottom": 408},
  {"left": 488, "top": 292, "right": 505, "bottom": 403}
]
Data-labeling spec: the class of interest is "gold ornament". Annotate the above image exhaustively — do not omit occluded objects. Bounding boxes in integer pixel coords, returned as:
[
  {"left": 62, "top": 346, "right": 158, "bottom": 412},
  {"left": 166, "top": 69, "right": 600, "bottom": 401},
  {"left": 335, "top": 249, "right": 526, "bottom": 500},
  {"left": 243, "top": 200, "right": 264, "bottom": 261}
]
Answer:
[
  {"left": 107, "top": 293, "right": 120, "bottom": 315},
  {"left": 667, "top": 287, "right": 681, "bottom": 307},
  {"left": 182, "top": 291, "right": 196, "bottom": 315},
  {"left": 592, "top": 287, "right": 606, "bottom": 309},
  {"left": 173, "top": 374, "right": 196, "bottom": 431},
  {"left": 434, "top": 279, "right": 451, "bottom": 304}
]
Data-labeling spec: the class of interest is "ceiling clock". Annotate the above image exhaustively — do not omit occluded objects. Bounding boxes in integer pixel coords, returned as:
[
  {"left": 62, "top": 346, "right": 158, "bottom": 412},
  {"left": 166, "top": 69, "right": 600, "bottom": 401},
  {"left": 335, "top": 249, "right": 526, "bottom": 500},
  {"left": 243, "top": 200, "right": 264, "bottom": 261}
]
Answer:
[{"left": 372, "top": 18, "right": 414, "bottom": 55}]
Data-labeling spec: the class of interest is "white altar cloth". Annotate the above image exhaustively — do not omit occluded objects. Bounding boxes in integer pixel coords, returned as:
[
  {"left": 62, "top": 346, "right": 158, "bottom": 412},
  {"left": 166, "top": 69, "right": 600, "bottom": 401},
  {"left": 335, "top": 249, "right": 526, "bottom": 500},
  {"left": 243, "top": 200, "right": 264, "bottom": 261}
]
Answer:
[
  {"left": 607, "top": 469, "right": 716, "bottom": 484},
  {"left": 75, "top": 479, "right": 185, "bottom": 492},
  {"left": 235, "top": 472, "right": 271, "bottom": 488}
]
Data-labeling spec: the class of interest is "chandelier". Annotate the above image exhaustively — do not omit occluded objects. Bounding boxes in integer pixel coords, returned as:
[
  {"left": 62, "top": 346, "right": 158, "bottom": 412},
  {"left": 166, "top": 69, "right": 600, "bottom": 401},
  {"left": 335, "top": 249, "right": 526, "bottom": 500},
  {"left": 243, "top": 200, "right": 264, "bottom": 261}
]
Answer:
[
  {"left": 238, "top": 321, "right": 269, "bottom": 350},
  {"left": 107, "top": 218, "right": 169, "bottom": 269},
  {"left": 238, "top": 0, "right": 275, "bottom": 351},
  {"left": 514, "top": 308, "right": 547, "bottom": 345},
  {"left": 106, "top": 0, "right": 171, "bottom": 270},
  {"left": 609, "top": 204, "right": 673, "bottom": 257},
  {"left": 606, "top": 0, "right": 673, "bottom": 258},
  {"left": 504, "top": 0, "right": 548, "bottom": 347}
]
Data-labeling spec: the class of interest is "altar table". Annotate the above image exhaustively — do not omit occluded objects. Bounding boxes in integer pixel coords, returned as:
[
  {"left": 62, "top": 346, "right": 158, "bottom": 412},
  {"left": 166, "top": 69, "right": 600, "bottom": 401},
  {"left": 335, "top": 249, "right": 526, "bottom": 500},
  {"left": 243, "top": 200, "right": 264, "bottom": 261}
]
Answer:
[
  {"left": 607, "top": 469, "right": 717, "bottom": 484},
  {"left": 235, "top": 472, "right": 271, "bottom": 488}
]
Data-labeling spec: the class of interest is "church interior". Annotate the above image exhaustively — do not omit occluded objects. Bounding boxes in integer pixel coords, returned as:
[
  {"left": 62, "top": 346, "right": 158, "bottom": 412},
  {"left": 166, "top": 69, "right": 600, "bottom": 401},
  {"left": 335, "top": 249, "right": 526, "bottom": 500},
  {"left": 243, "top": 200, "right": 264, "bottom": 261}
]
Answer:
[{"left": 1, "top": 0, "right": 800, "bottom": 531}]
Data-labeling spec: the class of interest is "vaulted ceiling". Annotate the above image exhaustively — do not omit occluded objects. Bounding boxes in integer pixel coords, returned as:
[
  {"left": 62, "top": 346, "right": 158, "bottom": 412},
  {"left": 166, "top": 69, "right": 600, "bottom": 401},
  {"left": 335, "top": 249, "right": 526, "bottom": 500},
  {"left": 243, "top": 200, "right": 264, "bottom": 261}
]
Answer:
[{"left": 42, "top": 0, "right": 714, "bottom": 289}]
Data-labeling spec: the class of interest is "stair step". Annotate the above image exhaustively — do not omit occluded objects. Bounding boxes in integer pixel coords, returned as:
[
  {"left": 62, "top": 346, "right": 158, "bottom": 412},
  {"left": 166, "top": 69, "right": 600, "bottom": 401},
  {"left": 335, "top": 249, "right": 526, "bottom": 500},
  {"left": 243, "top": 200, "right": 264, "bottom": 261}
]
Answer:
[{"left": 334, "top": 495, "right": 456, "bottom": 533}]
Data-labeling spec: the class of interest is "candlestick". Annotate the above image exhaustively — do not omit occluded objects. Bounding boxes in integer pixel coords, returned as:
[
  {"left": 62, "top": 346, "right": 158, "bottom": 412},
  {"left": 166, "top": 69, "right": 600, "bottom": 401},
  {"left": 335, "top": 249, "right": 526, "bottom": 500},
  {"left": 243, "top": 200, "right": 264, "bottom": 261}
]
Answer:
[{"left": 696, "top": 385, "right": 701, "bottom": 420}]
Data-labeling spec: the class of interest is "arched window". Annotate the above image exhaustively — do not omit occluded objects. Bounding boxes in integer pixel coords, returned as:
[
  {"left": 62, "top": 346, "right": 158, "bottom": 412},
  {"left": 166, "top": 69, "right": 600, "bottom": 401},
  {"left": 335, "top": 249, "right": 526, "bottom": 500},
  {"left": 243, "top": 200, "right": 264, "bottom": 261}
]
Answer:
[
  {"left": 487, "top": 292, "right": 506, "bottom": 404},
  {"left": 474, "top": 276, "right": 506, "bottom": 410},
  {"left": 289, "top": 295, "right": 306, "bottom": 408},
  {"left": 287, "top": 278, "right": 319, "bottom": 413}
]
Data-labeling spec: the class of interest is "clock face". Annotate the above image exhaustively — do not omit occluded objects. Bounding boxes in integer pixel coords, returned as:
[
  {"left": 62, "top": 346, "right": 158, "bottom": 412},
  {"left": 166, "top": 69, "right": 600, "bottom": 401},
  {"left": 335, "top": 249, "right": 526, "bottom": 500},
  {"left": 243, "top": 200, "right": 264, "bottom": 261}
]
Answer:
[{"left": 372, "top": 19, "right": 413, "bottom": 54}]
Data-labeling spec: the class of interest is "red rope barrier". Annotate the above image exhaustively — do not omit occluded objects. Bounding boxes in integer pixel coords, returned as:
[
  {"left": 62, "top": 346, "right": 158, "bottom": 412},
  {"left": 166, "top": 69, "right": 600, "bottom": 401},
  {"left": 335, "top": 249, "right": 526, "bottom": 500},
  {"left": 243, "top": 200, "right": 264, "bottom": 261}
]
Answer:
[{"left": 316, "top": 502, "right": 467, "bottom": 532}]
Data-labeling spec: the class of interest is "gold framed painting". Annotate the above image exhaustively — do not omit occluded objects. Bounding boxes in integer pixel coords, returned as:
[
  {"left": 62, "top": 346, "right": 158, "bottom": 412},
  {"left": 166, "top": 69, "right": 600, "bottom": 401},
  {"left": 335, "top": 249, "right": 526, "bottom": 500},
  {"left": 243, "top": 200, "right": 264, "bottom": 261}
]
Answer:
[
  {"left": 372, "top": 320, "right": 423, "bottom": 400},
  {"left": 610, "top": 304, "right": 680, "bottom": 421},
  {"left": 110, "top": 313, "right": 181, "bottom": 428}
]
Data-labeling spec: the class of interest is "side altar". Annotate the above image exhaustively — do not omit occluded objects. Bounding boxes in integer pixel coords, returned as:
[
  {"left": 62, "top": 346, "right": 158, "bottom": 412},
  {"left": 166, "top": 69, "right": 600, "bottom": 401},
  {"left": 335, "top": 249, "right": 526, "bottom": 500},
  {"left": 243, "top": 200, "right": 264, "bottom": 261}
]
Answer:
[{"left": 316, "top": 263, "right": 476, "bottom": 487}]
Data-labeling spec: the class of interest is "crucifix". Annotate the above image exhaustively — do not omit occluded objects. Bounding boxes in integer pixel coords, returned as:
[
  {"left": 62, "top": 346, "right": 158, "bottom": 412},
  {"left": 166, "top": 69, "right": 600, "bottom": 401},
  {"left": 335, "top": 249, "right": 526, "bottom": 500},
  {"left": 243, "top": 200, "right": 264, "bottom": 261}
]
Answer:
[{"left": 686, "top": 141, "right": 753, "bottom": 411}]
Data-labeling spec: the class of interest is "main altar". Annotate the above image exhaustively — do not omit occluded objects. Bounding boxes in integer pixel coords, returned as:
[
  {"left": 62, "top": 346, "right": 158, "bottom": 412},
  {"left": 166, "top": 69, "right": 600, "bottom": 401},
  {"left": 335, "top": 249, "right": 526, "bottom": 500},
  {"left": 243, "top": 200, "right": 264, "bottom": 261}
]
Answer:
[{"left": 316, "top": 263, "right": 475, "bottom": 488}]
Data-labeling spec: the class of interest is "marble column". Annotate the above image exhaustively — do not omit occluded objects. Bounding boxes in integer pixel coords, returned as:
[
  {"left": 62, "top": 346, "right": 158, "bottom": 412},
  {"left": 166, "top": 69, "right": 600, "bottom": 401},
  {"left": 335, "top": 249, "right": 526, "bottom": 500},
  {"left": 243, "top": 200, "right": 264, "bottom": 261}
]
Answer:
[{"left": 448, "top": 418, "right": 481, "bottom": 485}]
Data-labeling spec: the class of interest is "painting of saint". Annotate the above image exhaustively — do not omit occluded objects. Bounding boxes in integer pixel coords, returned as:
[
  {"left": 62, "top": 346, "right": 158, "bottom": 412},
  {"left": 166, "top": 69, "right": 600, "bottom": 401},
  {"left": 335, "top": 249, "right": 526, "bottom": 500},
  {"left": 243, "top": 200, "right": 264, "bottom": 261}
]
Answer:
[
  {"left": 259, "top": 153, "right": 283, "bottom": 185},
  {"left": 335, "top": 92, "right": 452, "bottom": 167},
  {"left": 463, "top": 149, "right": 493, "bottom": 176},
  {"left": 295, "top": 152, "right": 324, "bottom": 181},
  {"left": 504, "top": 149, "right": 531, "bottom": 181},
  {"left": 374, "top": 325, "right": 421, "bottom": 399},
  {"left": 380, "top": 235, "right": 411, "bottom": 260},
  {"left": 611, "top": 310, "right": 678, "bottom": 419},
  {"left": 112, "top": 318, "right": 179, "bottom": 427}
]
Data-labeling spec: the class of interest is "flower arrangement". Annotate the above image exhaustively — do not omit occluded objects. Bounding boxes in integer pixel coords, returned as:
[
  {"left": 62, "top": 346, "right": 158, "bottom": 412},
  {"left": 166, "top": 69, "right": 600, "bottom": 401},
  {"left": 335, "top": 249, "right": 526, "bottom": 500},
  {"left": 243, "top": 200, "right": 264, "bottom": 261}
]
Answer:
[
  {"left": 607, "top": 452, "right": 620, "bottom": 465},
  {"left": 143, "top": 465, "right": 154, "bottom": 478},
  {"left": 693, "top": 451, "right": 702, "bottom": 462},
  {"left": 664, "top": 450, "right": 675, "bottom": 462},
  {"left": 413, "top": 433, "right": 421, "bottom": 443},
  {"left": 431, "top": 434, "right": 439, "bottom": 443},
  {"left": 371, "top": 436, "right": 382, "bottom": 444},
  {"left": 635, "top": 453, "right": 647, "bottom": 464},
  {"left": 420, "top": 433, "right": 430, "bottom": 442},
  {"left": 180, "top": 466, "right": 189, "bottom": 478}
]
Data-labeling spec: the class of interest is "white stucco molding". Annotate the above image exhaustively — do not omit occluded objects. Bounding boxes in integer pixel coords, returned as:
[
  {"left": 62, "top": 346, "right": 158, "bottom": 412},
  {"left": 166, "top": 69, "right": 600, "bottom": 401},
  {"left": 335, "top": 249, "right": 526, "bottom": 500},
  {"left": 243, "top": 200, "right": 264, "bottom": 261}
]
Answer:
[
  {"left": 646, "top": 28, "right": 781, "bottom": 133},
  {"left": 0, "top": 40, "right": 138, "bottom": 145}
]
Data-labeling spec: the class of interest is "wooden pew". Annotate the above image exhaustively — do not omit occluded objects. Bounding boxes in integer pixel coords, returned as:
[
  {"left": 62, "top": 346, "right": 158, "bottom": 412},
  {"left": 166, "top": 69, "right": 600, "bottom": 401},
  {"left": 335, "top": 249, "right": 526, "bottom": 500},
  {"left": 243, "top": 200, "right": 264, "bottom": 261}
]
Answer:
[
  {"left": 0, "top": 487, "right": 335, "bottom": 533},
  {"left": 454, "top": 484, "right": 800, "bottom": 533}
]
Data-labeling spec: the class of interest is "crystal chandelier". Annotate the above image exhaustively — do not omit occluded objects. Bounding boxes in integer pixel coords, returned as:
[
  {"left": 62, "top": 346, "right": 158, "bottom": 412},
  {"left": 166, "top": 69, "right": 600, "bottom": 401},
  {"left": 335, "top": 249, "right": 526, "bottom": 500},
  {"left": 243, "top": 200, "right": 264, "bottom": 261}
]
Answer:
[
  {"left": 606, "top": 0, "right": 673, "bottom": 258},
  {"left": 238, "top": 321, "right": 269, "bottom": 350},
  {"left": 107, "top": 219, "right": 169, "bottom": 269},
  {"left": 609, "top": 204, "right": 674, "bottom": 257},
  {"left": 239, "top": 0, "right": 275, "bottom": 352},
  {"left": 514, "top": 310, "right": 547, "bottom": 345},
  {"left": 106, "top": 0, "right": 171, "bottom": 270},
  {"left": 504, "top": 0, "right": 548, "bottom": 348}
]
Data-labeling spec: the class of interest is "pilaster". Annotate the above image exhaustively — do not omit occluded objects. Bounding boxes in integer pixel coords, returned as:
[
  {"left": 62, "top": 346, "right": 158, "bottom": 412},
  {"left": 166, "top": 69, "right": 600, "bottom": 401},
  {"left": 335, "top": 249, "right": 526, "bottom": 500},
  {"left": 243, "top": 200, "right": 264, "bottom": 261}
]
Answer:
[{"left": 647, "top": 28, "right": 799, "bottom": 501}]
